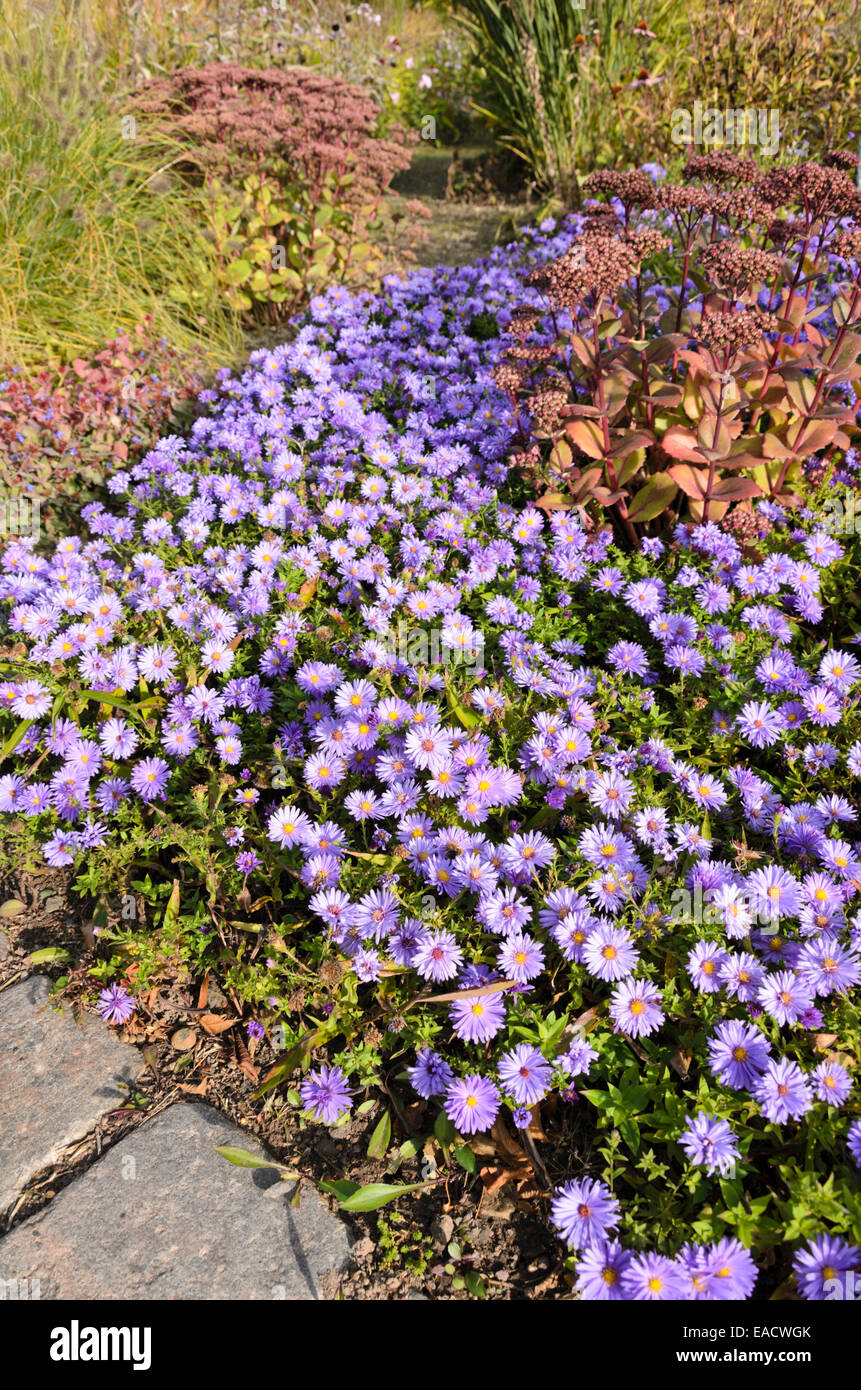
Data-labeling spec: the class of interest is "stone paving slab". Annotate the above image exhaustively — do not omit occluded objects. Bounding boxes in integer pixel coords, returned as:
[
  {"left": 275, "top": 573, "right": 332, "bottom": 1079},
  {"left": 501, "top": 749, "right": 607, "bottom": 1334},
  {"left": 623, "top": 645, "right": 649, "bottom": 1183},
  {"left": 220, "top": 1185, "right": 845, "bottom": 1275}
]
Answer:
[
  {"left": 0, "top": 1103, "right": 352, "bottom": 1300},
  {"left": 0, "top": 976, "right": 145, "bottom": 1214}
]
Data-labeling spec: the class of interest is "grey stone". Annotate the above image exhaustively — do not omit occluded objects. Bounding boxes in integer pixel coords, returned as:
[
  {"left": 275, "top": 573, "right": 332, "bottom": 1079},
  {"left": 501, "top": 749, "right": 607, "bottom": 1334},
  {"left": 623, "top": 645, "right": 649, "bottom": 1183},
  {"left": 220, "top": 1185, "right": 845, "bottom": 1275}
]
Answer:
[
  {"left": 0, "top": 976, "right": 144, "bottom": 1213},
  {"left": 0, "top": 1103, "right": 352, "bottom": 1300}
]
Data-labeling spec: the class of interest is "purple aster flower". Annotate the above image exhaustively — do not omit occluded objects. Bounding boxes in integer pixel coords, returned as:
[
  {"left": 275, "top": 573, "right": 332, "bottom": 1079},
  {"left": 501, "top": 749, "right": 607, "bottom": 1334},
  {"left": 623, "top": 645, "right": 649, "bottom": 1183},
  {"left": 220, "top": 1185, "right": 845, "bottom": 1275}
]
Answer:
[
  {"left": 848, "top": 1118, "right": 861, "bottom": 1166},
  {"left": 497, "top": 1044, "right": 552, "bottom": 1106},
  {"left": 130, "top": 756, "right": 170, "bottom": 803},
  {"left": 793, "top": 1234, "right": 860, "bottom": 1301},
  {"left": 408, "top": 1048, "right": 454, "bottom": 1099},
  {"left": 413, "top": 928, "right": 463, "bottom": 982},
  {"left": 687, "top": 941, "right": 728, "bottom": 993},
  {"left": 551, "top": 1177, "right": 620, "bottom": 1249},
  {"left": 560, "top": 1037, "right": 599, "bottom": 1077},
  {"left": 574, "top": 1239, "right": 633, "bottom": 1300},
  {"left": 42, "top": 831, "right": 78, "bottom": 867},
  {"left": 584, "top": 923, "right": 639, "bottom": 982},
  {"left": 620, "top": 1251, "right": 688, "bottom": 1300},
  {"left": 690, "top": 1237, "right": 758, "bottom": 1300},
  {"left": 498, "top": 931, "right": 545, "bottom": 982},
  {"left": 96, "top": 983, "right": 136, "bottom": 1025},
  {"left": 802, "top": 684, "right": 842, "bottom": 726},
  {"left": 757, "top": 970, "right": 815, "bottom": 1026},
  {"left": 736, "top": 700, "right": 784, "bottom": 747},
  {"left": 608, "top": 978, "right": 665, "bottom": 1037},
  {"left": 449, "top": 989, "right": 507, "bottom": 1042},
  {"left": 300, "top": 1064, "right": 353, "bottom": 1124},
  {"left": 811, "top": 1061, "right": 852, "bottom": 1107},
  {"left": 246, "top": 1019, "right": 265, "bottom": 1040},
  {"left": 754, "top": 1058, "right": 813, "bottom": 1123},
  {"left": 236, "top": 850, "right": 261, "bottom": 875},
  {"left": 512, "top": 1106, "right": 532, "bottom": 1128},
  {"left": 679, "top": 1111, "right": 740, "bottom": 1175},
  {"left": 444, "top": 1073, "right": 500, "bottom": 1135},
  {"left": 707, "top": 1019, "right": 771, "bottom": 1089}
]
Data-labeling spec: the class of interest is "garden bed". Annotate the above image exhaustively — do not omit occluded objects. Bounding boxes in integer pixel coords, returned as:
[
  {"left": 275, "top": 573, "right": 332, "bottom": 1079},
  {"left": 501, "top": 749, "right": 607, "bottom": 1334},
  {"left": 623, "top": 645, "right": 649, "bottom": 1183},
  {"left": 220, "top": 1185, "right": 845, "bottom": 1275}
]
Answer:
[{"left": 2, "top": 153, "right": 861, "bottom": 1302}]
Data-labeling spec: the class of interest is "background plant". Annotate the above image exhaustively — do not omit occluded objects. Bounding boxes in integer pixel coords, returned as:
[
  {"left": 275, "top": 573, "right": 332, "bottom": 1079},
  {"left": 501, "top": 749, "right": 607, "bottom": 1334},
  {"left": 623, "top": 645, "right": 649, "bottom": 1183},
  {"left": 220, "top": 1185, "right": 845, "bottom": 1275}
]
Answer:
[
  {"left": 498, "top": 155, "right": 861, "bottom": 543},
  {"left": 132, "top": 63, "right": 426, "bottom": 325},
  {"left": 0, "top": 1, "right": 240, "bottom": 370}
]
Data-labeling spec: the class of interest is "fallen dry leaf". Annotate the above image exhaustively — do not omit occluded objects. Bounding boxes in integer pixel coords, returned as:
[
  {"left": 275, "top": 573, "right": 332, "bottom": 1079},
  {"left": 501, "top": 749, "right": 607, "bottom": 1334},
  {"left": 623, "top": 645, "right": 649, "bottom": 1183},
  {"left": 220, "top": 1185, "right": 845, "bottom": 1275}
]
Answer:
[
  {"left": 479, "top": 1164, "right": 532, "bottom": 1195},
  {"left": 199, "top": 1013, "right": 237, "bottom": 1036},
  {"left": 179, "top": 1079, "right": 208, "bottom": 1096},
  {"left": 669, "top": 1047, "right": 693, "bottom": 1079},
  {"left": 491, "top": 1115, "right": 531, "bottom": 1167},
  {"left": 233, "top": 1033, "right": 259, "bottom": 1083},
  {"left": 170, "top": 1027, "right": 197, "bottom": 1051}
]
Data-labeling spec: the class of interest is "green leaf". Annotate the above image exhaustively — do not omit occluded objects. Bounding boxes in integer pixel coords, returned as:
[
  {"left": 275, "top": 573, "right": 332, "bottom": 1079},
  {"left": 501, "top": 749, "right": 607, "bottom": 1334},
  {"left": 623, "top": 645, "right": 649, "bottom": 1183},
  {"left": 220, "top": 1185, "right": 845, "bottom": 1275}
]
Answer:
[
  {"left": 367, "top": 1110, "right": 392, "bottom": 1160},
  {"left": 0, "top": 718, "right": 34, "bottom": 765},
  {"left": 435, "top": 1111, "right": 456, "bottom": 1147},
  {"left": 320, "top": 1179, "right": 360, "bottom": 1201},
  {"left": 444, "top": 675, "right": 480, "bottom": 729},
  {"left": 455, "top": 1145, "right": 477, "bottom": 1174},
  {"left": 337, "top": 1181, "right": 429, "bottom": 1212},
  {"left": 28, "top": 946, "right": 71, "bottom": 964},
  {"left": 625, "top": 472, "right": 678, "bottom": 523},
  {"left": 215, "top": 1145, "right": 283, "bottom": 1170}
]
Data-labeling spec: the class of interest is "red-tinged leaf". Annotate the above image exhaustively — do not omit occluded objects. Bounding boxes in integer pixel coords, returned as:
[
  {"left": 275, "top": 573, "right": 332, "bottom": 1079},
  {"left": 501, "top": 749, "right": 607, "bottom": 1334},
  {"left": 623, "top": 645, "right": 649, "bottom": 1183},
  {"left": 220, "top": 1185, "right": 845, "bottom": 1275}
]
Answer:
[
  {"left": 535, "top": 492, "right": 573, "bottom": 511},
  {"left": 710, "top": 476, "right": 763, "bottom": 500},
  {"left": 661, "top": 425, "right": 704, "bottom": 461},
  {"left": 626, "top": 472, "right": 678, "bottom": 523},
  {"left": 568, "top": 334, "right": 597, "bottom": 370},
  {"left": 616, "top": 450, "right": 645, "bottom": 489},
  {"left": 667, "top": 463, "right": 709, "bottom": 500},
  {"left": 643, "top": 384, "right": 684, "bottom": 407},
  {"left": 564, "top": 418, "right": 606, "bottom": 460},
  {"left": 644, "top": 333, "right": 688, "bottom": 364},
  {"left": 568, "top": 466, "right": 603, "bottom": 501},
  {"left": 608, "top": 429, "right": 654, "bottom": 459}
]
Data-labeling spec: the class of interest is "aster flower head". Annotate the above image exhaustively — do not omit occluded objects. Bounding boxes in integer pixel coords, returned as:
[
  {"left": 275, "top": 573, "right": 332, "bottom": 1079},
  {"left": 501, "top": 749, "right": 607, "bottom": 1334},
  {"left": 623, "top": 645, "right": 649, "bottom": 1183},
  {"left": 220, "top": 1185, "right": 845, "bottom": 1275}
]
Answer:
[
  {"left": 754, "top": 1057, "right": 813, "bottom": 1124},
  {"left": 444, "top": 1073, "right": 500, "bottom": 1135},
  {"left": 679, "top": 1111, "right": 740, "bottom": 1175},
  {"left": 497, "top": 1043, "right": 552, "bottom": 1106},
  {"left": 449, "top": 988, "right": 508, "bottom": 1042},
  {"left": 300, "top": 1064, "right": 353, "bottom": 1125},
  {"left": 96, "top": 983, "right": 136, "bottom": 1025},
  {"left": 620, "top": 1251, "right": 688, "bottom": 1301},
  {"left": 608, "top": 977, "right": 665, "bottom": 1037},
  {"left": 573, "top": 1239, "right": 633, "bottom": 1300},
  {"left": 793, "top": 1234, "right": 860, "bottom": 1301},
  {"left": 551, "top": 1177, "right": 620, "bottom": 1250},
  {"left": 708, "top": 1019, "right": 771, "bottom": 1089},
  {"left": 408, "top": 1048, "right": 454, "bottom": 1099}
]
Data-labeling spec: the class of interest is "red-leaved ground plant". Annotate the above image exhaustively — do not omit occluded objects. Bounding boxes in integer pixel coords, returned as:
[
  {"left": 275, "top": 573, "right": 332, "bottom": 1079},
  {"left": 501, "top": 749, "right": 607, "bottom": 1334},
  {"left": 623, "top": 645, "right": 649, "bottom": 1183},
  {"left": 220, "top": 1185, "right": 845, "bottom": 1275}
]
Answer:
[
  {"left": 497, "top": 152, "right": 861, "bottom": 545},
  {"left": 131, "top": 64, "right": 428, "bottom": 322},
  {"left": 0, "top": 322, "right": 204, "bottom": 539}
]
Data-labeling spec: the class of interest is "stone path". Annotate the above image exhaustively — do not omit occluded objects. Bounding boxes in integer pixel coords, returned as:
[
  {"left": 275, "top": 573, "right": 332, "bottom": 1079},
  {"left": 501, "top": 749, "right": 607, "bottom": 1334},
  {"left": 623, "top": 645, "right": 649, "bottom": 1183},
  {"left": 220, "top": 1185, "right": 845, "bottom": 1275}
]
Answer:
[{"left": 0, "top": 977, "right": 352, "bottom": 1300}]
